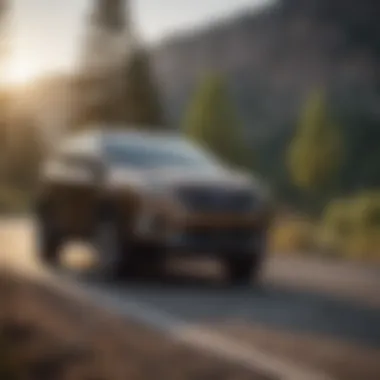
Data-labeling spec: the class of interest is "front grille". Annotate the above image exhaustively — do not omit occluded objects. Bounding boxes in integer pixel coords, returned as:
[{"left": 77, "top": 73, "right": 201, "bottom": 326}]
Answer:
[
  {"left": 177, "top": 187, "right": 254, "bottom": 213},
  {"left": 184, "top": 227, "right": 253, "bottom": 247}
]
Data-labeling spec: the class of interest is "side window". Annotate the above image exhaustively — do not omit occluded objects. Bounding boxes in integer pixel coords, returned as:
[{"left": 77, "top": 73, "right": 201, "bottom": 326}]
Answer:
[{"left": 43, "top": 153, "right": 99, "bottom": 183}]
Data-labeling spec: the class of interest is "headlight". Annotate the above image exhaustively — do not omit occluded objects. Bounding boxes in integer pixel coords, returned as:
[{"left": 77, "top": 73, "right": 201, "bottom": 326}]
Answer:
[{"left": 107, "top": 168, "right": 146, "bottom": 189}]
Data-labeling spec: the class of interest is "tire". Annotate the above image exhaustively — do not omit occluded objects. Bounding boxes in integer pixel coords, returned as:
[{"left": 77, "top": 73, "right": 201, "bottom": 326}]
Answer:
[
  {"left": 35, "top": 210, "right": 62, "bottom": 267},
  {"left": 92, "top": 214, "right": 131, "bottom": 281},
  {"left": 224, "top": 255, "right": 263, "bottom": 286},
  {"left": 135, "top": 243, "right": 165, "bottom": 276}
]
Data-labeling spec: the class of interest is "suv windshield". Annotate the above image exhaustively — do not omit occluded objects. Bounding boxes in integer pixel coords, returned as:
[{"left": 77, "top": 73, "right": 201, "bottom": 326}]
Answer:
[{"left": 104, "top": 136, "right": 220, "bottom": 170}]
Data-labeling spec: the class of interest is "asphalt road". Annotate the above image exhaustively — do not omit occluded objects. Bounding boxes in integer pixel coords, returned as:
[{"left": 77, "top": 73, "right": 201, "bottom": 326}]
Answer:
[{"left": 1, "top": 217, "right": 380, "bottom": 380}]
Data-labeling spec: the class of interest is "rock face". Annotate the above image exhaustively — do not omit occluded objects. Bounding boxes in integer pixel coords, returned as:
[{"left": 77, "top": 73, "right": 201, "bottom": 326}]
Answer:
[{"left": 152, "top": 0, "right": 380, "bottom": 138}]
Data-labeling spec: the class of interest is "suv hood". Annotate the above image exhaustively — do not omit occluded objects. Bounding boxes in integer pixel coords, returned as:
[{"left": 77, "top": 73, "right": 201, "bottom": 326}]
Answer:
[
  {"left": 147, "top": 167, "right": 253, "bottom": 190},
  {"left": 108, "top": 165, "right": 263, "bottom": 194}
]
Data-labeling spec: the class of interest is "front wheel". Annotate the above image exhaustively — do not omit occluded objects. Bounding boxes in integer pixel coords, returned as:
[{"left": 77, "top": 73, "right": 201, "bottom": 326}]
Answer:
[
  {"left": 92, "top": 217, "right": 130, "bottom": 281},
  {"left": 35, "top": 211, "right": 62, "bottom": 267},
  {"left": 224, "top": 255, "right": 263, "bottom": 285}
]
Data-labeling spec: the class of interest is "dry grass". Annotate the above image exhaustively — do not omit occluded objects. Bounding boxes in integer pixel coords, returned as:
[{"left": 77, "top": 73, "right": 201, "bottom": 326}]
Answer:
[
  {"left": 269, "top": 216, "right": 317, "bottom": 254},
  {"left": 269, "top": 216, "right": 380, "bottom": 263}
]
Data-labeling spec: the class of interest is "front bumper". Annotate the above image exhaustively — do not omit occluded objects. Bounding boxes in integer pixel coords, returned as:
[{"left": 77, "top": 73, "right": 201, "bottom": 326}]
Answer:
[
  {"left": 163, "top": 228, "right": 266, "bottom": 256},
  {"left": 134, "top": 211, "right": 269, "bottom": 256}
]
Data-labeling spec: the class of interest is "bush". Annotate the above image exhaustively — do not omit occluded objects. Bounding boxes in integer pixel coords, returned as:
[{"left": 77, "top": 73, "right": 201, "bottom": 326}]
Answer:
[
  {"left": 320, "top": 192, "right": 380, "bottom": 261},
  {"left": 270, "top": 192, "right": 380, "bottom": 262},
  {"left": 269, "top": 216, "right": 317, "bottom": 254}
]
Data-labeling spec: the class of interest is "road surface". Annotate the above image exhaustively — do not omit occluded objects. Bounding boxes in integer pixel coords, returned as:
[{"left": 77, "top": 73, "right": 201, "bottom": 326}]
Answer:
[{"left": 1, "top": 217, "right": 380, "bottom": 380}]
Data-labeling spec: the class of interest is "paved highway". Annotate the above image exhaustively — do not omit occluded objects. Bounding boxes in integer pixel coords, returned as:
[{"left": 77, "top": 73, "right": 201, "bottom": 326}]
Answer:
[{"left": 1, "top": 217, "right": 380, "bottom": 380}]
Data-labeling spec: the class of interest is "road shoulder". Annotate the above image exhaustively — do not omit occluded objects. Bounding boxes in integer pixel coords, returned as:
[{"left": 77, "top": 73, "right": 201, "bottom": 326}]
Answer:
[{"left": 0, "top": 272, "right": 274, "bottom": 380}]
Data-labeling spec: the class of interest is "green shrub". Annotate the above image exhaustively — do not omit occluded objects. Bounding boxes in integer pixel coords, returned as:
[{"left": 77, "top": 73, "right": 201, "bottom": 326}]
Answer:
[
  {"left": 269, "top": 217, "right": 317, "bottom": 254},
  {"left": 320, "top": 192, "right": 380, "bottom": 260}
]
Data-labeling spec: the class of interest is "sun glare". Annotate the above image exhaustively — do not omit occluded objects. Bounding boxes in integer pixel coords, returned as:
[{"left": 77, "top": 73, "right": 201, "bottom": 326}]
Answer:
[{"left": 5, "top": 58, "right": 40, "bottom": 87}]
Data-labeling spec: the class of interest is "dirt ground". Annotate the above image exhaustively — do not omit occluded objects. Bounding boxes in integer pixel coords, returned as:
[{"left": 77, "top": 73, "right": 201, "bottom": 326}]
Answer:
[{"left": 0, "top": 273, "right": 275, "bottom": 380}]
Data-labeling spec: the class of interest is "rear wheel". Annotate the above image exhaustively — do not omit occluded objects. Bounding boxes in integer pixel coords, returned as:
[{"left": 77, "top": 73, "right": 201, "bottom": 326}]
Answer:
[
  {"left": 92, "top": 214, "right": 168, "bottom": 281},
  {"left": 135, "top": 243, "right": 166, "bottom": 276}
]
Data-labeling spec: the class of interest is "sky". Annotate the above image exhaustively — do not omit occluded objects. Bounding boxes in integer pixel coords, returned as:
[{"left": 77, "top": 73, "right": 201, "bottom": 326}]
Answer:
[{"left": 7, "top": 0, "right": 269, "bottom": 84}]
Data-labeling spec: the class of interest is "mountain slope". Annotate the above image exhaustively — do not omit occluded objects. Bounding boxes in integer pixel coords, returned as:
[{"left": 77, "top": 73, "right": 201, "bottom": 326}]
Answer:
[
  {"left": 151, "top": 0, "right": 380, "bottom": 193},
  {"left": 153, "top": 0, "right": 379, "bottom": 127}
]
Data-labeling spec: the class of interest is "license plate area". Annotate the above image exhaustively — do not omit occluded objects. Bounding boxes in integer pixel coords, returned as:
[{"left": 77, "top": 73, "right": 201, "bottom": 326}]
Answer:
[{"left": 184, "top": 227, "right": 253, "bottom": 248}]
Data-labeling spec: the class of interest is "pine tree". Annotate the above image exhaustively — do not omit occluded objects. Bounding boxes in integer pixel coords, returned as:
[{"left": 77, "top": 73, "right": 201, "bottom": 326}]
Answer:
[
  {"left": 183, "top": 74, "right": 249, "bottom": 168},
  {"left": 287, "top": 90, "right": 343, "bottom": 194},
  {"left": 75, "top": 0, "right": 164, "bottom": 129},
  {"left": 75, "top": 0, "right": 131, "bottom": 128},
  {"left": 122, "top": 47, "right": 164, "bottom": 128},
  {"left": 93, "top": 0, "right": 126, "bottom": 32}
]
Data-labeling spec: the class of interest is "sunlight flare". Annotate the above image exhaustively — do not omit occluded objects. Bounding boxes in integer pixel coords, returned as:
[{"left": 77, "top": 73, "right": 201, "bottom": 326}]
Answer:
[{"left": 4, "top": 55, "right": 41, "bottom": 86}]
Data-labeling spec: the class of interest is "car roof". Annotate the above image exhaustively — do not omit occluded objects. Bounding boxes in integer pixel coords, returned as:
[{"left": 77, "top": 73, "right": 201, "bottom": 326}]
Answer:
[{"left": 58, "top": 126, "right": 183, "bottom": 157}]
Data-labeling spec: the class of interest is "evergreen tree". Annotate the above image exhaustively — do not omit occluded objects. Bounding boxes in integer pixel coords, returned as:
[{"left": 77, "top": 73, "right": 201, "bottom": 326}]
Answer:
[
  {"left": 287, "top": 90, "right": 343, "bottom": 198},
  {"left": 74, "top": 0, "right": 131, "bottom": 129},
  {"left": 122, "top": 47, "right": 164, "bottom": 128},
  {"left": 75, "top": 0, "right": 164, "bottom": 129},
  {"left": 183, "top": 74, "right": 249, "bottom": 168}
]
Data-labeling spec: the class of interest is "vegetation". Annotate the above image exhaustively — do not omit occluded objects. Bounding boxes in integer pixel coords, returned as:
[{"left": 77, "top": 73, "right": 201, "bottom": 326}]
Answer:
[
  {"left": 269, "top": 191, "right": 380, "bottom": 262},
  {"left": 287, "top": 90, "right": 343, "bottom": 208},
  {"left": 153, "top": 0, "right": 379, "bottom": 208},
  {"left": 122, "top": 48, "right": 165, "bottom": 128},
  {"left": 335, "top": 95, "right": 380, "bottom": 193},
  {"left": 269, "top": 216, "right": 317, "bottom": 254},
  {"left": 1, "top": 0, "right": 378, "bottom": 262},
  {"left": 320, "top": 192, "right": 380, "bottom": 260},
  {"left": 183, "top": 74, "right": 250, "bottom": 168},
  {"left": 75, "top": 0, "right": 165, "bottom": 129}
]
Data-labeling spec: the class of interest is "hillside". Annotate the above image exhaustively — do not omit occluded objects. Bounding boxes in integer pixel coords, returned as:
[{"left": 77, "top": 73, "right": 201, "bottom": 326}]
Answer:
[
  {"left": 153, "top": 0, "right": 379, "bottom": 127},
  {"left": 10, "top": 0, "right": 379, "bottom": 204},
  {"left": 152, "top": 0, "right": 380, "bottom": 194}
]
